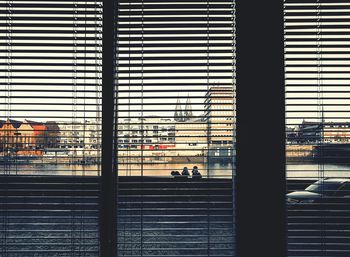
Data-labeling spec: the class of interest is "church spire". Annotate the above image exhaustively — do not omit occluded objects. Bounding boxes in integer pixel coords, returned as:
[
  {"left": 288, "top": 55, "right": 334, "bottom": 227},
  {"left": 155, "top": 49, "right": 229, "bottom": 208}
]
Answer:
[
  {"left": 174, "top": 97, "right": 184, "bottom": 122},
  {"left": 184, "top": 95, "right": 193, "bottom": 121}
]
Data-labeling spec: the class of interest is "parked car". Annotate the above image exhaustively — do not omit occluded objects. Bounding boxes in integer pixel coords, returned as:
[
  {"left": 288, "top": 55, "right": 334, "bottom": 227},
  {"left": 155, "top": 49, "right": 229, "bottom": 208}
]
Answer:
[{"left": 287, "top": 178, "right": 350, "bottom": 205}]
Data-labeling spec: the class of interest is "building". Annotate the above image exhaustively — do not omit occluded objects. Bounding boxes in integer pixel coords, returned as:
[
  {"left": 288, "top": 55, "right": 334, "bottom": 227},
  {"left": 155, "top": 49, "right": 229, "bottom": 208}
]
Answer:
[
  {"left": 324, "top": 123, "right": 350, "bottom": 143},
  {"left": 117, "top": 116, "right": 176, "bottom": 163},
  {"left": 174, "top": 96, "right": 193, "bottom": 122},
  {"left": 286, "top": 126, "right": 298, "bottom": 144},
  {"left": 174, "top": 98, "right": 184, "bottom": 122},
  {"left": 45, "top": 121, "right": 61, "bottom": 148},
  {"left": 117, "top": 117, "right": 175, "bottom": 156},
  {"left": 16, "top": 120, "right": 35, "bottom": 149},
  {"left": 297, "top": 120, "right": 322, "bottom": 143},
  {"left": 0, "top": 119, "right": 22, "bottom": 151},
  {"left": 174, "top": 116, "right": 208, "bottom": 157},
  {"left": 296, "top": 120, "right": 350, "bottom": 144},
  {"left": 184, "top": 96, "right": 193, "bottom": 121},
  {"left": 57, "top": 120, "right": 101, "bottom": 157},
  {"left": 173, "top": 89, "right": 235, "bottom": 161},
  {"left": 173, "top": 95, "right": 208, "bottom": 158},
  {"left": 19, "top": 120, "right": 47, "bottom": 149},
  {"left": 204, "top": 86, "right": 235, "bottom": 159},
  {"left": 0, "top": 119, "right": 60, "bottom": 152}
]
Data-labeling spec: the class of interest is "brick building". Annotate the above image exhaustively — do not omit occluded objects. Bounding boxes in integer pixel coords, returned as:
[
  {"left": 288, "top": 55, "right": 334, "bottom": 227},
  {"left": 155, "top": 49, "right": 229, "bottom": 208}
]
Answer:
[{"left": 0, "top": 119, "right": 57, "bottom": 151}]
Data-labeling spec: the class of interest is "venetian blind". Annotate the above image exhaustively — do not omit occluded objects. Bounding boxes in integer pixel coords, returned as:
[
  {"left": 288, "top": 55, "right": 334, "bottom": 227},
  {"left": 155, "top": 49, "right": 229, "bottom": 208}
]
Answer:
[
  {"left": 114, "top": 0, "right": 236, "bottom": 256},
  {"left": 285, "top": 1, "right": 350, "bottom": 256},
  {"left": 0, "top": 1, "right": 102, "bottom": 256},
  {"left": 0, "top": 0, "right": 102, "bottom": 176}
]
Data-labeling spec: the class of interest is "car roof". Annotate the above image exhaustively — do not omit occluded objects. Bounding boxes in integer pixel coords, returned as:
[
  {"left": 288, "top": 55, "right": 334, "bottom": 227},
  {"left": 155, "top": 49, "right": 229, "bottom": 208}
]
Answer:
[{"left": 322, "top": 178, "right": 350, "bottom": 183}]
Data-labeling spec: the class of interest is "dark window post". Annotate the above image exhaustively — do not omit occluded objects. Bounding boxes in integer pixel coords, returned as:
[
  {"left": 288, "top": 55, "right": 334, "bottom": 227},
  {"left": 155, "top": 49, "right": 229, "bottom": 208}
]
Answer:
[
  {"left": 236, "top": 1, "right": 286, "bottom": 257},
  {"left": 100, "top": 0, "right": 117, "bottom": 257}
]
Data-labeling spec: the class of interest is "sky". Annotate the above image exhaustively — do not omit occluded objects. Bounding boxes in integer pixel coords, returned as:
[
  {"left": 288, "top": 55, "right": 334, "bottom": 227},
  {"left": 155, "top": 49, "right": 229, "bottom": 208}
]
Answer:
[
  {"left": 285, "top": 2, "right": 350, "bottom": 127},
  {"left": 0, "top": 2, "right": 235, "bottom": 124}
]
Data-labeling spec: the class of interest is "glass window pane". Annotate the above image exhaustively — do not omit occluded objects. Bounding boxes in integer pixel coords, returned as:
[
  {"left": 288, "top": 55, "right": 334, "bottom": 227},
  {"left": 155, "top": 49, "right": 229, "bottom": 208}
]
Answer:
[
  {"left": 285, "top": 1, "right": 350, "bottom": 256},
  {"left": 114, "top": 1, "right": 236, "bottom": 256}
]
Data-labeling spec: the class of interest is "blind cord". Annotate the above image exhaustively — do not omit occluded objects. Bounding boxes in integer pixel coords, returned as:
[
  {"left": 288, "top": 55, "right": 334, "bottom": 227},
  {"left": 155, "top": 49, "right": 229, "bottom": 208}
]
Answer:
[
  {"left": 206, "top": 1, "right": 211, "bottom": 256},
  {"left": 71, "top": 2, "right": 78, "bottom": 256},
  {"left": 79, "top": 2, "right": 89, "bottom": 255},
  {"left": 5, "top": 0, "right": 13, "bottom": 176},
  {"left": 3, "top": 1, "right": 12, "bottom": 254},
  {"left": 316, "top": 1, "right": 326, "bottom": 255},
  {"left": 231, "top": 0, "right": 236, "bottom": 252},
  {"left": 140, "top": 0, "right": 145, "bottom": 255}
]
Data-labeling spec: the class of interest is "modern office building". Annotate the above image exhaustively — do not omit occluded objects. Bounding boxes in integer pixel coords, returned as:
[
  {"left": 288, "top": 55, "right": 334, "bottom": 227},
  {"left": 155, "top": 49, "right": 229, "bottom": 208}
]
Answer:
[{"left": 205, "top": 86, "right": 235, "bottom": 160}]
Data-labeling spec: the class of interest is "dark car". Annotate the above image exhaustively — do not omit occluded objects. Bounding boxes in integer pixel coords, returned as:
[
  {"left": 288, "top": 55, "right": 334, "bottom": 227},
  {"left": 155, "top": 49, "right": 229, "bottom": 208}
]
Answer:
[{"left": 286, "top": 178, "right": 350, "bottom": 205}]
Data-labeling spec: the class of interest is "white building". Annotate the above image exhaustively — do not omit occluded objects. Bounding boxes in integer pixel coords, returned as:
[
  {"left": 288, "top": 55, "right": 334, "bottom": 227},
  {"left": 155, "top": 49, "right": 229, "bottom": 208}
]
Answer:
[
  {"left": 57, "top": 120, "right": 101, "bottom": 157},
  {"left": 117, "top": 117, "right": 176, "bottom": 159},
  {"left": 205, "top": 86, "right": 235, "bottom": 158}
]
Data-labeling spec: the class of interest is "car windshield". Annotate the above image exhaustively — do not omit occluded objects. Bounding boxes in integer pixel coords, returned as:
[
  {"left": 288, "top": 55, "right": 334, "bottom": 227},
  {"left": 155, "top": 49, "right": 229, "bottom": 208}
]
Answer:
[{"left": 305, "top": 181, "right": 342, "bottom": 195}]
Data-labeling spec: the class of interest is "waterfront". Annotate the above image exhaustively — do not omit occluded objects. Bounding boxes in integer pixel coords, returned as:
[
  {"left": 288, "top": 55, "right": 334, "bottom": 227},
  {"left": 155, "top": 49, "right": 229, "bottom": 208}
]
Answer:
[
  {"left": 2, "top": 161, "right": 350, "bottom": 178},
  {"left": 287, "top": 162, "right": 350, "bottom": 178},
  {"left": 0, "top": 162, "right": 234, "bottom": 177}
]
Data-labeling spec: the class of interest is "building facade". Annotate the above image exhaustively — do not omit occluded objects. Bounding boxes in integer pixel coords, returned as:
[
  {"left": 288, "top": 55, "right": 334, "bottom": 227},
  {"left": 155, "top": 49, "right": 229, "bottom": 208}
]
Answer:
[
  {"left": 0, "top": 119, "right": 50, "bottom": 152},
  {"left": 174, "top": 117, "right": 208, "bottom": 157},
  {"left": 205, "top": 86, "right": 235, "bottom": 160},
  {"left": 296, "top": 120, "right": 350, "bottom": 144},
  {"left": 57, "top": 120, "right": 101, "bottom": 157},
  {"left": 117, "top": 117, "right": 176, "bottom": 161}
]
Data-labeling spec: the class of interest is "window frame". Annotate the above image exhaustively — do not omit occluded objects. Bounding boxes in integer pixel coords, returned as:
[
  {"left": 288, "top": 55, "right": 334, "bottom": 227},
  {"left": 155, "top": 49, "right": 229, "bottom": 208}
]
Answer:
[{"left": 236, "top": 1, "right": 286, "bottom": 257}]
